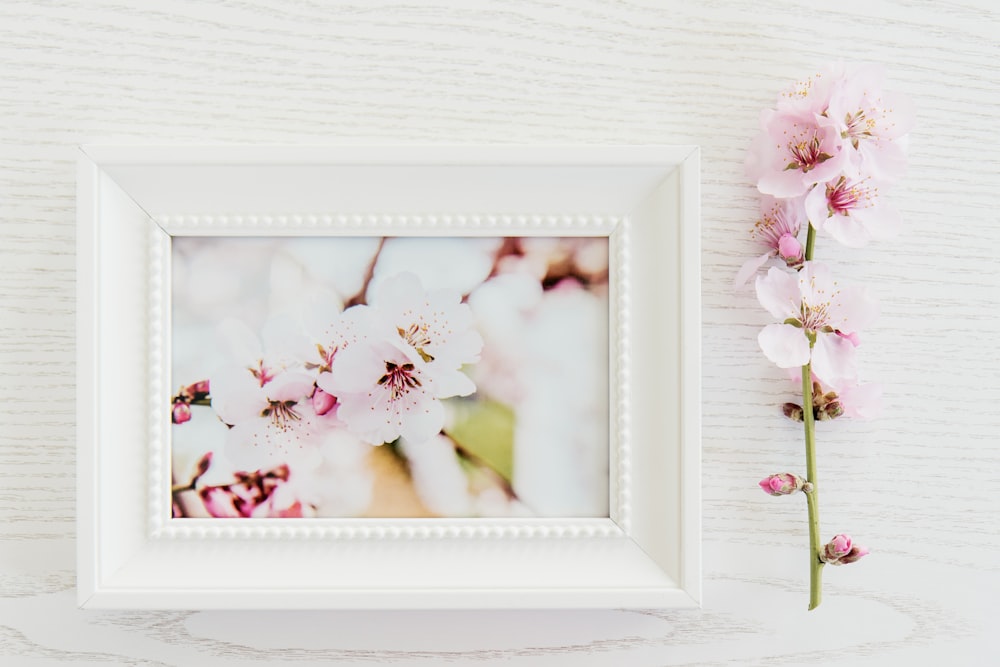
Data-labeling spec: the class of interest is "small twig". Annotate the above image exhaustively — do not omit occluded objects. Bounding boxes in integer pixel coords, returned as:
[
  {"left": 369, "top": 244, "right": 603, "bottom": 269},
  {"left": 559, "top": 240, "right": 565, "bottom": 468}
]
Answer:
[
  {"left": 344, "top": 237, "right": 386, "bottom": 308},
  {"left": 445, "top": 436, "right": 521, "bottom": 503}
]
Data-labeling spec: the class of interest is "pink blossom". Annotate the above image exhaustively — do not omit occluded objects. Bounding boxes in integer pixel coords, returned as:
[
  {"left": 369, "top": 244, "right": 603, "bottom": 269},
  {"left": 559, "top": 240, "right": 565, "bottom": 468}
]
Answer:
[
  {"left": 318, "top": 340, "right": 452, "bottom": 445},
  {"left": 820, "top": 63, "right": 913, "bottom": 182},
  {"left": 211, "top": 360, "right": 324, "bottom": 470},
  {"left": 805, "top": 175, "right": 901, "bottom": 247},
  {"left": 209, "top": 318, "right": 330, "bottom": 471},
  {"left": 755, "top": 263, "right": 878, "bottom": 390},
  {"left": 369, "top": 271, "right": 483, "bottom": 375},
  {"left": 317, "top": 273, "right": 481, "bottom": 445},
  {"left": 774, "top": 67, "right": 839, "bottom": 116},
  {"left": 758, "top": 473, "right": 805, "bottom": 496},
  {"left": 735, "top": 196, "right": 806, "bottom": 286},
  {"left": 747, "top": 109, "right": 848, "bottom": 198},
  {"left": 307, "top": 302, "right": 371, "bottom": 373}
]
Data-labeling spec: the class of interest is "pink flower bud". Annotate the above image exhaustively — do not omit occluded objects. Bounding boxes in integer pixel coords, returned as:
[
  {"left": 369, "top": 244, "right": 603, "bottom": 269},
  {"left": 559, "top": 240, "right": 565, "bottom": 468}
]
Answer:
[
  {"left": 833, "top": 544, "right": 870, "bottom": 565},
  {"left": 172, "top": 401, "right": 192, "bottom": 424},
  {"left": 186, "top": 380, "right": 210, "bottom": 398},
  {"left": 758, "top": 473, "right": 805, "bottom": 496},
  {"left": 194, "top": 451, "right": 213, "bottom": 478},
  {"left": 821, "top": 534, "right": 853, "bottom": 563},
  {"left": 312, "top": 387, "right": 337, "bottom": 416},
  {"left": 777, "top": 233, "right": 803, "bottom": 265}
]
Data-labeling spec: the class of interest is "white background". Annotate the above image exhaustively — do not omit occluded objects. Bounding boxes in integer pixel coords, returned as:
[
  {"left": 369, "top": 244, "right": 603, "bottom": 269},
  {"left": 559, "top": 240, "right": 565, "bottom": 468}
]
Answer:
[{"left": 1, "top": 1, "right": 997, "bottom": 665}]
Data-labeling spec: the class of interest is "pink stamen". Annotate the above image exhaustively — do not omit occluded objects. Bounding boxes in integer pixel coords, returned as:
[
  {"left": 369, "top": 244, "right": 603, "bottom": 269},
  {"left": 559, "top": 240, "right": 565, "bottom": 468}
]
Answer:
[
  {"left": 377, "top": 361, "right": 422, "bottom": 401},
  {"left": 826, "top": 176, "right": 875, "bottom": 215},
  {"left": 250, "top": 360, "right": 276, "bottom": 387}
]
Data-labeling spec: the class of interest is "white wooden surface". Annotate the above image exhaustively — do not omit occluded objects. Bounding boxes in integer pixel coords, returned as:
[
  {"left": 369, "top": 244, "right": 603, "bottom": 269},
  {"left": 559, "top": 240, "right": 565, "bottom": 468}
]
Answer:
[{"left": 1, "top": 0, "right": 997, "bottom": 664}]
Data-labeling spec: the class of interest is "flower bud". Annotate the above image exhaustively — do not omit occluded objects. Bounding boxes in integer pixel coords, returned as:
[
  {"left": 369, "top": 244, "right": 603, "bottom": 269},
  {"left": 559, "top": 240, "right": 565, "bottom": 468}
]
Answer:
[
  {"left": 818, "top": 400, "right": 844, "bottom": 421},
  {"left": 312, "top": 387, "right": 337, "bottom": 416},
  {"left": 833, "top": 544, "right": 870, "bottom": 565},
  {"left": 194, "top": 451, "right": 213, "bottom": 479},
  {"left": 782, "top": 402, "right": 804, "bottom": 422},
  {"left": 821, "top": 534, "right": 853, "bottom": 563},
  {"left": 186, "top": 380, "right": 210, "bottom": 399},
  {"left": 172, "top": 401, "right": 192, "bottom": 424},
  {"left": 777, "top": 233, "right": 804, "bottom": 266},
  {"left": 758, "top": 473, "right": 805, "bottom": 496}
]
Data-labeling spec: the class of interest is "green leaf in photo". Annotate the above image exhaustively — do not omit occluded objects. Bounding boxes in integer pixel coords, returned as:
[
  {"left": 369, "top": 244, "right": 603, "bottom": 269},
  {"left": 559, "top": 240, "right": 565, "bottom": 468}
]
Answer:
[{"left": 448, "top": 399, "right": 516, "bottom": 483}]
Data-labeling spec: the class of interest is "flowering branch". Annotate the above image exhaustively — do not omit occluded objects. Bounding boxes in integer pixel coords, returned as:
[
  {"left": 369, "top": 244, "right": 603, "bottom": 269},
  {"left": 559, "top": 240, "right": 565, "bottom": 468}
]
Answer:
[
  {"left": 799, "top": 291, "right": 824, "bottom": 608},
  {"left": 744, "top": 62, "right": 911, "bottom": 608}
]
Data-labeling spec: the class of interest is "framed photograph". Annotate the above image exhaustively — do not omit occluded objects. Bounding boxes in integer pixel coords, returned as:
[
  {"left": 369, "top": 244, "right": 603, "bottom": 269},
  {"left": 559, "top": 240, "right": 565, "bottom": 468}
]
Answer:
[{"left": 77, "top": 146, "right": 700, "bottom": 609}]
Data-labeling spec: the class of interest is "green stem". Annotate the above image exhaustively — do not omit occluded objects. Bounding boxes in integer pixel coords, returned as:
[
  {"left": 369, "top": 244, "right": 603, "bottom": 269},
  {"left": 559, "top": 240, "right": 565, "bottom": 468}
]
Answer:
[
  {"left": 802, "top": 362, "right": 824, "bottom": 610},
  {"left": 805, "top": 222, "right": 816, "bottom": 262},
  {"left": 802, "top": 223, "right": 823, "bottom": 610}
]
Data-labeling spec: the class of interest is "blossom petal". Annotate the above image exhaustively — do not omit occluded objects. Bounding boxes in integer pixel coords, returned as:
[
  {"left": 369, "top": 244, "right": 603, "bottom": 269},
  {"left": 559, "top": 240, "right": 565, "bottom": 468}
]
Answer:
[
  {"left": 797, "top": 261, "right": 835, "bottom": 305},
  {"left": 209, "top": 364, "right": 265, "bottom": 425},
  {"left": 852, "top": 204, "right": 902, "bottom": 242},
  {"left": 432, "top": 368, "right": 477, "bottom": 398},
  {"left": 319, "top": 342, "right": 386, "bottom": 396},
  {"left": 757, "top": 168, "right": 809, "bottom": 198},
  {"left": 830, "top": 285, "right": 879, "bottom": 333},
  {"left": 804, "top": 182, "right": 831, "bottom": 230},
  {"left": 755, "top": 267, "right": 801, "bottom": 320},
  {"left": 758, "top": 324, "right": 810, "bottom": 368},
  {"left": 399, "top": 398, "right": 445, "bottom": 443},
  {"left": 225, "top": 418, "right": 324, "bottom": 471},
  {"left": 822, "top": 212, "right": 872, "bottom": 248},
  {"left": 806, "top": 146, "right": 848, "bottom": 184},
  {"left": 840, "top": 382, "right": 883, "bottom": 420},
  {"left": 855, "top": 138, "right": 908, "bottom": 183},
  {"left": 811, "top": 335, "right": 858, "bottom": 391},
  {"left": 263, "top": 371, "right": 316, "bottom": 403},
  {"left": 734, "top": 253, "right": 771, "bottom": 288}
]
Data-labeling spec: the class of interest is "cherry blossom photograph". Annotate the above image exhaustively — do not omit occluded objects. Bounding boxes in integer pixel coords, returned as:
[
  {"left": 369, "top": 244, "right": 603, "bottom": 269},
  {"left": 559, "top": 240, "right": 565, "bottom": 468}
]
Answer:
[{"left": 170, "top": 235, "right": 610, "bottom": 519}]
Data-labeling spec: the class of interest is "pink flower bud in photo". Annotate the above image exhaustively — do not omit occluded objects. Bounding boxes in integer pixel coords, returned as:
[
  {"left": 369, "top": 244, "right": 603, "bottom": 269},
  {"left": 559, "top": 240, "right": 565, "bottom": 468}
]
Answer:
[
  {"left": 832, "top": 544, "right": 870, "bottom": 566},
  {"left": 186, "top": 379, "right": 210, "bottom": 399},
  {"left": 821, "top": 534, "right": 853, "bottom": 563},
  {"left": 311, "top": 387, "right": 337, "bottom": 416},
  {"left": 194, "top": 451, "right": 213, "bottom": 478},
  {"left": 171, "top": 401, "right": 192, "bottom": 424},
  {"left": 758, "top": 472, "right": 805, "bottom": 496}
]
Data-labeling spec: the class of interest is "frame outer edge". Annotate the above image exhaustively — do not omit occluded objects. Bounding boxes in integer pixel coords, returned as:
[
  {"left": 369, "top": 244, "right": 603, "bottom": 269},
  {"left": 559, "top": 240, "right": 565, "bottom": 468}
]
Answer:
[
  {"left": 680, "top": 147, "right": 703, "bottom": 605},
  {"left": 76, "top": 150, "right": 100, "bottom": 607},
  {"left": 80, "top": 146, "right": 701, "bottom": 608}
]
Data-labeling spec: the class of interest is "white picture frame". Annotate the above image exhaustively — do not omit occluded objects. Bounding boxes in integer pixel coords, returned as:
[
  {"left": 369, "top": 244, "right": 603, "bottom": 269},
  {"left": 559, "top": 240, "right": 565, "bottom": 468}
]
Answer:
[{"left": 77, "top": 146, "right": 701, "bottom": 609}]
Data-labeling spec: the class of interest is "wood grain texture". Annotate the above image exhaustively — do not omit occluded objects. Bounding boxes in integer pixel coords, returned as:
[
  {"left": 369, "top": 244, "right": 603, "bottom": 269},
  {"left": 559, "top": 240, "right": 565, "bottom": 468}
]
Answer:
[{"left": 1, "top": 0, "right": 998, "bottom": 663}]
